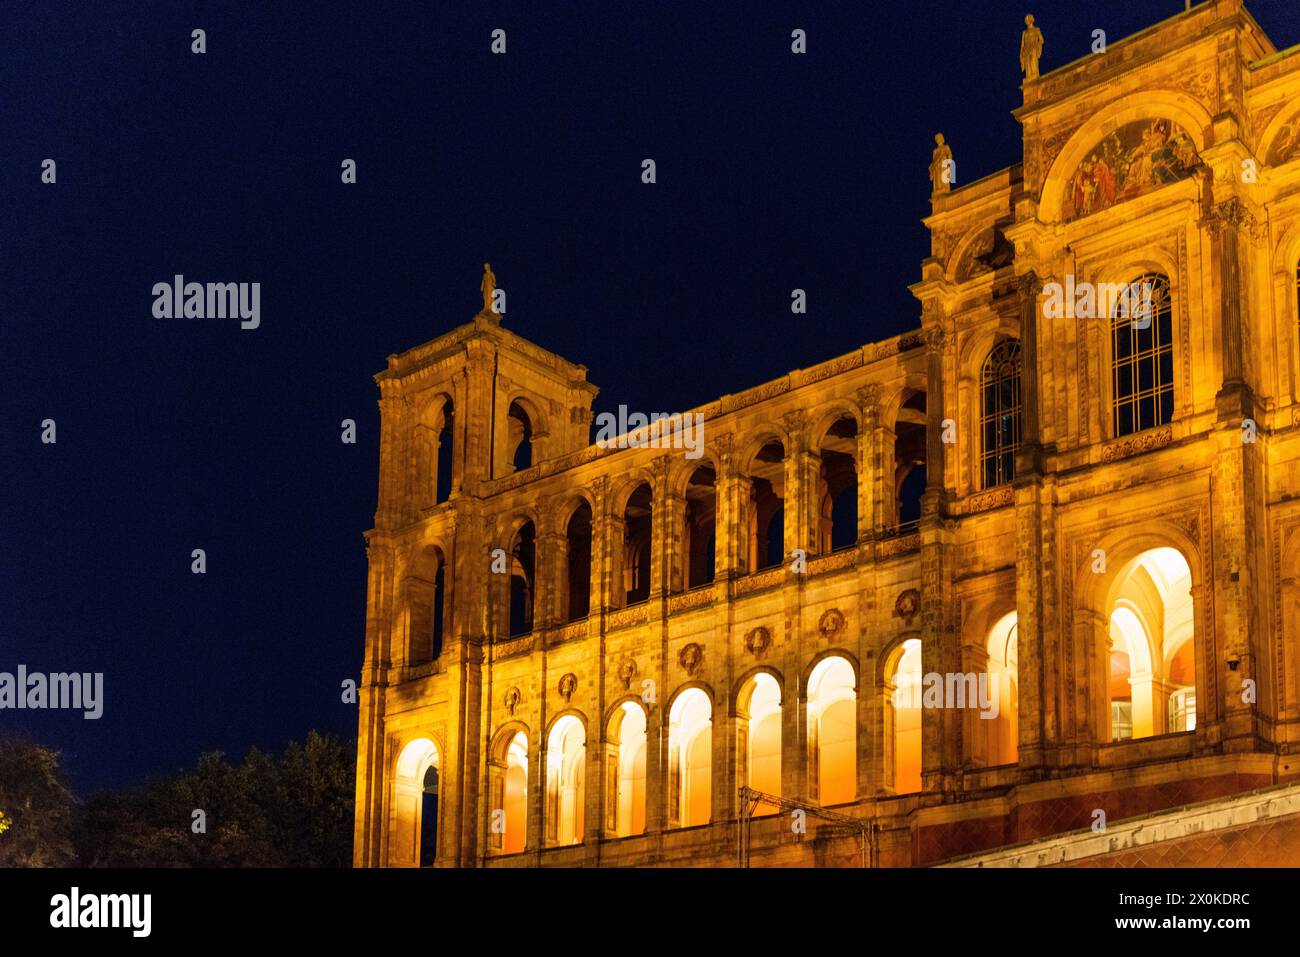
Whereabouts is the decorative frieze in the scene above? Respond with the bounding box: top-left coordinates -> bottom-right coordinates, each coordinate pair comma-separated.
1100,426 -> 1173,463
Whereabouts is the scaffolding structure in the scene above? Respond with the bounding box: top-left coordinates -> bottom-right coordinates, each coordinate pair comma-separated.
737,786 -> 877,868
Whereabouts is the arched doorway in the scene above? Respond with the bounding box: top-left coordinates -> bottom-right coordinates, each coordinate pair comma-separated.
545,715 -> 586,846
668,688 -> 712,827
807,656 -> 856,805
1105,547 -> 1195,740
606,701 -> 647,837
887,639 -> 923,793
391,737 -> 440,867
737,672 -> 781,814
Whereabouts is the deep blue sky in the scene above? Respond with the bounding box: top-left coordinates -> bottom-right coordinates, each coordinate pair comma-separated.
4,1 -> 1298,795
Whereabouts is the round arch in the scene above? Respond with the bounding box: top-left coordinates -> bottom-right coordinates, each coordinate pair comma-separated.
733,665 -> 786,716
879,374 -> 931,432
801,648 -> 860,700
738,430 -> 792,476
390,734 -> 444,868
1257,105 -> 1300,167
1040,91 -> 1213,223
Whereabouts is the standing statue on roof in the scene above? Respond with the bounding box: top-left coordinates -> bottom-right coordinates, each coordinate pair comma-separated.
1020,15 -> 1044,81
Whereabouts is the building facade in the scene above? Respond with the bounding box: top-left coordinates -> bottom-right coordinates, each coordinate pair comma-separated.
354,0 -> 1300,867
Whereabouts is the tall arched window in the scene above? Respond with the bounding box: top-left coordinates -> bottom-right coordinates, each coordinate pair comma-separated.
406,546 -> 448,665
818,417 -> 859,551
1112,273 -> 1173,437
887,639 -> 923,794
564,501 -> 592,621
545,716 -> 586,846
392,737 -> 440,867
668,688 -> 712,827
419,766 -> 439,867
980,340 -> 1021,488
807,657 -> 857,805
1107,547 -> 1195,741
606,702 -> 647,837
508,521 -> 536,637
491,730 -> 528,854
737,672 -> 781,814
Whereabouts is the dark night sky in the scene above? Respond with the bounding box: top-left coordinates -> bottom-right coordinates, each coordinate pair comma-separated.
3,1 -> 1298,795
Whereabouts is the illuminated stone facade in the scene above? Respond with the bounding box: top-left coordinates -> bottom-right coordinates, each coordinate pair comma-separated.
354,1 -> 1300,867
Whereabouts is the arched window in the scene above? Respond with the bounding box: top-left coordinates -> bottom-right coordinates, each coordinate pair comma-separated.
737,673 -> 781,814
1112,273 -> 1173,437
818,417 -> 859,551
668,688 -> 712,827
606,702 -> 647,837
497,731 -> 528,854
415,394 -> 455,507
406,546 -> 448,665
982,611 -> 1018,766
508,522 -> 536,636
684,466 -> 717,588
622,484 -> 653,605
980,341 -> 1021,488
545,716 -> 586,846
893,391 -> 927,528
747,441 -> 786,571
564,501 -> 592,621
1107,547 -> 1195,740
392,738 -> 441,867
435,398 -> 455,504
419,766 -> 439,867
887,639 -> 923,794
507,401 -> 534,472
807,657 -> 856,805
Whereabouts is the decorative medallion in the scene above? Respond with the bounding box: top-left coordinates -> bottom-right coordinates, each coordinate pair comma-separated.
617,658 -> 638,690
817,608 -> 846,640
678,642 -> 703,676
504,687 -> 521,716
558,673 -> 577,703
745,626 -> 772,657
895,589 -> 921,622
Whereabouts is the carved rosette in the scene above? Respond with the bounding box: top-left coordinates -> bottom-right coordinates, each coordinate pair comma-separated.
677,642 -> 703,676
817,608 -> 846,641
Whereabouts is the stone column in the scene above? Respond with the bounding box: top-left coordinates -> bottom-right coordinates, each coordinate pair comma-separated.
1014,272 -> 1047,774
716,437 -> 748,578
918,325 -> 958,795
649,457 -> 671,598
354,536 -> 394,867
1205,198 -> 1267,752
782,410 -> 815,561
855,386 -> 880,540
